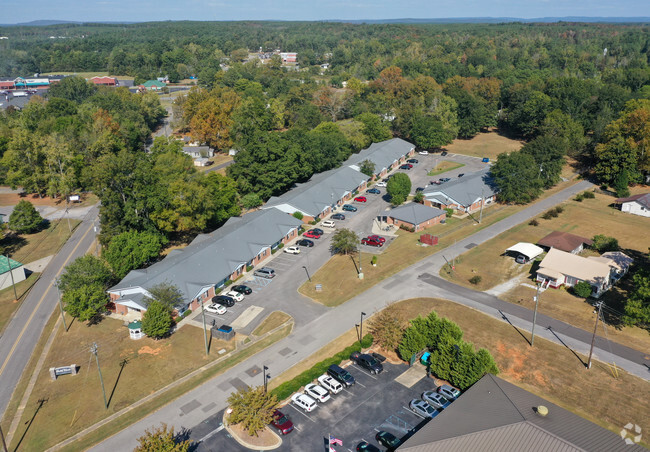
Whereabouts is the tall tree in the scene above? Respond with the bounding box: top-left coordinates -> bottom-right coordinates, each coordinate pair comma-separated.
521,135 -> 565,188
387,173 -> 411,206
62,283 -> 109,323
59,255 -> 114,293
330,228 -> 360,255
103,230 -> 166,279
8,200 -> 43,233
491,151 -> 544,203
141,300 -> 174,339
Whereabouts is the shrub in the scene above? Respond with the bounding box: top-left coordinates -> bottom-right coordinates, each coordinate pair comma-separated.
413,192 -> 424,204
445,208 -> 454,218
574,193 -> 584,202
528,219 -> 539,227
371,255 -> 378,265
246,265 -> 253,272
309,220 -> 317,225
469,275 -> 482,285
399,224 -> 415,232
292,211 -> 304,220
583,191 -> 595,199
224,279 -> 233,287
541,211 -> 553,220
572,281 -> 593,298
554,206 -> 564,214
592,234 -> 619,252
278,243 -> 284,249
271,248 -> 277,255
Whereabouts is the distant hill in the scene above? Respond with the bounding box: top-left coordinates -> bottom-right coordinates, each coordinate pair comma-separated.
0,19 -> 134,27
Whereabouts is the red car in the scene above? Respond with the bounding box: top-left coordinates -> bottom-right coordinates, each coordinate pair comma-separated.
367,235 -> 386,244
399,164 -> 413,170
354,196 -> 367,202
271,409 -> 294,435
361,237 -> 383,247
303,230 -> 322,239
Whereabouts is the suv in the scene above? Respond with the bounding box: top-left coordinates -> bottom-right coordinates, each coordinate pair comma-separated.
331,213 -> 345,220
321,220 -> 336,228
327,364 -> 355,387
254,267 -> 275,279
212,295 -> 235,307
342,204 -> 357,212
350,352 -> 383,374
291,393 -> 317,412
318,374 -> 343,394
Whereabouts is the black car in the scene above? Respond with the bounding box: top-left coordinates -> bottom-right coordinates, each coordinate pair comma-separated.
367,188 -> 381,194
327,364 -> 355,387
311,228 -> 324,235
441,150 -> 448,156
350,352 -> 383,374
331,213 -> 346,220
231,284 -> 252,295
376,431 -> 401,451
406,158 -> 418,164
439,177 -> 450,183
212,295 -> 235,307
297,239 -> 314,247
457,173 -> 465,177
415,187 -> 425,192
357,441 -> 381,452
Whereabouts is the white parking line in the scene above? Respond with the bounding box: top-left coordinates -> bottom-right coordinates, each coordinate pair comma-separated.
287,404 -> 317,422
354,366 -> 378,380
198,424 -> 225,442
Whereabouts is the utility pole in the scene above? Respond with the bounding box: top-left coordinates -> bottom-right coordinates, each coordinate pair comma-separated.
90,343 -> 108,409
530,283 -> 541,347
359,312 -> 366,346
587,302 -> 603,370
5,254 -> 18,302
65,200 -> 71,233
54,279 -> 68,332
478,189 -> 485,224
201,300 -> 209,356
358,244 -> 363,279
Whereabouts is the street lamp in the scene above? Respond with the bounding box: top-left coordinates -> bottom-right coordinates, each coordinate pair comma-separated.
263,366 -> 270,393
54,279 -> 68,332
358,244 -> 364,280
302,265 -> 311,282
359,312 -> 366,346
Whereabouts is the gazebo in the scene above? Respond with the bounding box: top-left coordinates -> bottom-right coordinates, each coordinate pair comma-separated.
128,321 -> 144,340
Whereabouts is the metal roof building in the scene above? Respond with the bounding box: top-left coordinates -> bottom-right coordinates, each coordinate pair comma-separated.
423,169 -> 498,212
346,138 -> 415,176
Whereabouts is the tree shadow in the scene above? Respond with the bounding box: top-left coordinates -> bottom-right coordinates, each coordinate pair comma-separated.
174,426 -> 198,451
498,310 -> 531,346
0,234 -> 27,257
107,358 -> 129,408
13,398 -> 47,452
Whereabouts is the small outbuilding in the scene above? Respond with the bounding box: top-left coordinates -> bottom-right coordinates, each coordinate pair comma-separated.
386,203 -> 446,232
128,321 -> 145,340
0,256 -> 26,290
615,193 -> 650,218
537,231 -> 593,254
505,242 -> 544,264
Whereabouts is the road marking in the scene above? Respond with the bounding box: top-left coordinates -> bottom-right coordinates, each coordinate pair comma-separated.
355,381 -> 366,388
287,404 -> 317,422
354,366 -> 378,380
198,424 -> 225,442
0,217 -> 96,378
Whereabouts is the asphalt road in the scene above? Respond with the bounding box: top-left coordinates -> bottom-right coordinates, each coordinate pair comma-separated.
0,205 -> 100,416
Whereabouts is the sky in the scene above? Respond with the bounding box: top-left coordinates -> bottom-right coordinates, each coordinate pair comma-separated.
3,0 -> 650,24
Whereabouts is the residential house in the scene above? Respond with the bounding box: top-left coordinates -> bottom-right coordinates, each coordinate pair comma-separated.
615,193 -> 650,218
537,231 -> 593,254
422,169 -> 498,214
182,146 -> 214,159
346,138 -> 416,179
588,251 -> 633,283
397,373 -> 644,452
89,76 -> 118,86
536,248 -> 612,297
193,157 -> 213,167
385,203 -> 446,232
108,209 -> 302,318
0,256 -> 26,291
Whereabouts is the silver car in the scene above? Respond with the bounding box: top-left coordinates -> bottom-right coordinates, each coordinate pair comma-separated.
438,384 -> 461,400
409,399 -> 439,419
422,390 -> 450,409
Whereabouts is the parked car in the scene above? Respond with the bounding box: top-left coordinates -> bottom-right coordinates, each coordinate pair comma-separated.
441,150 -> 448,156
342,204 -> 357,212
375,431 -> 401,451
331,213 -> 346,220
375,181 -> 387,187
357,441 -> 381,452
205,303 -> 227,314
457,173 -> 465,178
224,290 -> 244,302
304,383 -> 331,403
418,150 -> 429,155
361,237 -> 383,247
297,239 -> 314,247
231,284 -> 252,295
515,254 -> 529,264
291,393 -> 318,412
270,409 -> 294,435
284,246 -> 301,254
350,352 -> 383,374
303,230 -> 321,239
354,196 -> 367,202
399,164 -> 413,170
317,374 -> 343,394
431,179 -> 441,185
439,177 -> 450,183
367,188 -> 381,194
253,267 -> 276,279
482,157 -> 490,163
327,364 -> 355,387
367,235 -> 386,244
410,399 -> 439,419
407,158 -> 419,164
311,228 -> 324,235
321,220 -> 336,228
212,295 -> 235,307
438,384 -> 461,400
422,390 -> 451,409
415,187 -> 425,192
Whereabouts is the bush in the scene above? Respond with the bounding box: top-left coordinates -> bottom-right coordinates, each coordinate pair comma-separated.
445,208 -> 454,218
278,243 -> 284,249
554,206 -> 564,214
592,234 -> 619,252
241,193 -> 263,209
541,211 -> 553,220
469,275 -> 482,285
309,220 -> 317,225
371,255 -> 378,265
224,279 -> 233,287
413,192 -> 424,204
271,248 -> 277,255
292,211 -> 304,220
572,281 -> 593,298
399,224 -> 415,232
246,265 -> 253,272
583,191 -> 595,199
574,193 -> 584,202
528,219 -> 539,227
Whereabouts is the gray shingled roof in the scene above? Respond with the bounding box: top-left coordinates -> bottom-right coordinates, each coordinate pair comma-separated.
388,203 -> 445,225
347,138 -> 415,175
423,169 -> 497,208
109,209 -> 302,303
616,192 -> 650,209
398,374 -> 644,452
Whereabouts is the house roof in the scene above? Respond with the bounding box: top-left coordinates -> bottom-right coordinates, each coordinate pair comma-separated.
505,242 -> 544,260
0,256 -> 23,274
537,248 -> 610,285
615,192 -> 650,209
182,146 -> 211,153
388,203 -> 445,225
398,374 -> 644,452
346,138 -> 415,174
423,169 -> 498,208
143,80 -> 166,88
537,231 -> 593,253
109,209 -> 302,302
589,251 -> 633,273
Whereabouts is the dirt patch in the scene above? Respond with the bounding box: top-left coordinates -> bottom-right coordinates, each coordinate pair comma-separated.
0,193 -> 65,207
227,417 -> 278,448
137,346 -> 162,356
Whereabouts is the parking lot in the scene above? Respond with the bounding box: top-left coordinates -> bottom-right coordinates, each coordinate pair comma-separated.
194,360 -> 443,451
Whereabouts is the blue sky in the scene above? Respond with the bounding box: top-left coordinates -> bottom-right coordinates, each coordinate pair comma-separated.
4,0 -> 650,23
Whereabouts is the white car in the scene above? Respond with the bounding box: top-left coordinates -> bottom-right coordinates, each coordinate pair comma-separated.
321,220 -> 335,228
204,303 -> 227,315
284,246 -> 301,254
225,290 -> 244,302
291,393 -> 318,412
375,181 -> 387,187
304,383 -> 331,403
418,150 -> 429,155
317,374 -> 343,394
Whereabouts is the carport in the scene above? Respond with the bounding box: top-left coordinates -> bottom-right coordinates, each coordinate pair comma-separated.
505,242 -> 544,263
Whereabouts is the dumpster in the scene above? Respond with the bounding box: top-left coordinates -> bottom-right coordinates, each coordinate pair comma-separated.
420,351 -> 431,365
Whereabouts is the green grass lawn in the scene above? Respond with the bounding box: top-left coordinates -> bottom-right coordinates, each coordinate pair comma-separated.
6,219 -> 81,265
427,161 -> 465,176
0,273 -> 40,333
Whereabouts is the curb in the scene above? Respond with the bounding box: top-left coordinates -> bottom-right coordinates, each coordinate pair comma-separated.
222,410 -> 282,450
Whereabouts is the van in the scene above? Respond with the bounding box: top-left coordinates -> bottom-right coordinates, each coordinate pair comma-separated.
327,364 -> 355,387
254,267 -> 275,278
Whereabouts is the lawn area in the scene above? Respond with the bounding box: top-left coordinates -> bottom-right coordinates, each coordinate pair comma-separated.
5,219 -> 81,265
440,188 -> 650,353
0,273 -> 40,333
427,161 -> 465,176
252,311 -> 291,336
442,127 -> 524,160
196,153 -> 233,173
378,298 -> 649,448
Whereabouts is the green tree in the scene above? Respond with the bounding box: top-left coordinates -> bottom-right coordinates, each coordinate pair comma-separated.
104,230 -> 166,279
227,386 -> 278,437
62,283 -> 108,323
356,112 -> 392,143
614,170 -> 631,198
409,115 -> 453,150
572,281 -> 593,298
47,76 -> 97,104
520,135 -> 565,189
241,193 -> 263,209
135,423 -> 190,452
8,200 -> 43,233
59,255 -> 114,293
491,152 -> 543,203
506,90 -> 552,138
369,305 -> 405,351
623,267 -> 650,327
330,228 -> 359,255
145,282 -> 185,310
359,159 -> 376,177
539,110 -> 587,157
387,173 -> 411,206
141,300 -> 174,339
592,234 -> 619,253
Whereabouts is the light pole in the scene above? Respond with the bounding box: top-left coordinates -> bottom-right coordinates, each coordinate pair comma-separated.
302,265 -> 311,282
358,244 -> 364,279
263,366 -> 270,393
201,299 -> 209,356
54,279 -> 68,332
359,312 -> 366,346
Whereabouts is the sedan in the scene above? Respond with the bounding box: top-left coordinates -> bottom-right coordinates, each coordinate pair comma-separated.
399,164 -> 413,170
284,246 -> 301,254
303,230 -> 322,239
357,442 -> 381,452
354,196 -> 367,202
457,173 -> 465,178
361,237 -> 383,247
376,431 -> 401,451
231,284 -> 252,295
418,150 -> 429,155
297,239 -> 314,247
438,384 -> 461,400
270,409 -> 294,435
439,177 -> 451,183
212,295 -> 235,307
375,181 -> 387,187
312,228 -> 324,235
331,213 -> 345,220
366,188 -> 381,194
441,150 -> 448,156
410,399 -> 439,419
224,290 -> 244,302
342,204 -> 357,212
406,158 -> 419,164
422,390 -> 451,409
304,383 -> 331,403
367,235 -> 386,244
204,303 -> 226,315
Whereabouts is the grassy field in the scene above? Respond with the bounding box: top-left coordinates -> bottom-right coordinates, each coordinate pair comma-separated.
427,161 -> 465,176
443,128 -> 524,159
440,187 -> 650,353
7,219 -> 81,265
252,311 -> 291,336
0,273 -> 40,333
373,298 -> 649,447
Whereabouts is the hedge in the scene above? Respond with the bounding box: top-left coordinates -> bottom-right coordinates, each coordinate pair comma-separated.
271,334 -> 373,401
